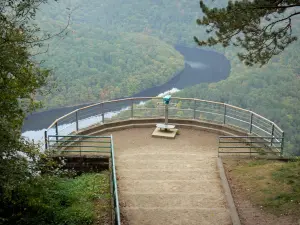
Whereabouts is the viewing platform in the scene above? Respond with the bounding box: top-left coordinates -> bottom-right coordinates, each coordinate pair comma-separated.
44,97 -> 284,225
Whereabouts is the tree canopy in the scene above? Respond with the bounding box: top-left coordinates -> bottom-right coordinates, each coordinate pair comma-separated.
0,0 -> 56,221
38,29 -> 184,108
194,0 -> 300,66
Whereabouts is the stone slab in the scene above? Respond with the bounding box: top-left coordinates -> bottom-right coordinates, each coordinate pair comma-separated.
152,127 -> 178,139
156,123 -> 175,129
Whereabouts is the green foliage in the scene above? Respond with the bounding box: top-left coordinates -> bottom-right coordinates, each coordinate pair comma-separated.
195,0 -> 300,66
37,29 -> 184,108
3,173 -> 110,225
272,160 -> 300,188
269,161 -> 300,208
36,0 -> 209,45
247,159 -> 269,167
30,0 -> 225,109
0,1 -> 84,224
227,158 -> 300,216
0,0 -> 53,213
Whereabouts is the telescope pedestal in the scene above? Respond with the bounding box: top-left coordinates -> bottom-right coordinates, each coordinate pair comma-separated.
152,95 -> 178,139
152,127 -> 178,139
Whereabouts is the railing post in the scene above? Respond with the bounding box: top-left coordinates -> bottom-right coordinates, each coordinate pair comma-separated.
55,122 -> 58,143
270,123 -> 275,146
101,103 -> 105,124
76,110 -> 79,131
280,131 -> 284,157
193,99 -> 196,119
44,130 -> 48,150
79,139 -> 82,157
223,104 -> 227,124
131,99 -> 134,119
249,112 -> 253,133
218,137 -> 220,157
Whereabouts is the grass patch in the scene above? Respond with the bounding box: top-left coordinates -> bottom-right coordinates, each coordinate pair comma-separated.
53,172 -> 111,225
255,148 -> 267,156
12,172 -> 111,225
224,158 -> 300,217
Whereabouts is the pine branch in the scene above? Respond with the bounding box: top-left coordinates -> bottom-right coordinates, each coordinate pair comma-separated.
195,0 -> 300,66
263,12 -> 300,32
252,4 -> 300,10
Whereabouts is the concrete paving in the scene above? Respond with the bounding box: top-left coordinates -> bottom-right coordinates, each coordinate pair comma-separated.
109,128 -> 232,225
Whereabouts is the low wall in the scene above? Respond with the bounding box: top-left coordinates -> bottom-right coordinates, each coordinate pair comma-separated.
52,155 -> 109,173
76,118 -> 249,137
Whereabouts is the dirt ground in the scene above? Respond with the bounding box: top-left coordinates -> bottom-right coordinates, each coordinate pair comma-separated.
223,158 -> 300,225
106,128 -> 231,225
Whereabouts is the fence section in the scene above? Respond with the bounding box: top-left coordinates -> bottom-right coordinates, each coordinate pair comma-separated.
218,136 -> 284,157
45,97 -> 284,154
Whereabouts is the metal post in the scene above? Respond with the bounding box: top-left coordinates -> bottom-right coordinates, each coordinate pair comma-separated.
76,110 -> 79,131
223,104 -> 227,124
44,130 -> 48,150
80,140 -> 81,157
280,132 -> 284,157
101,103 -> 105,123
270,123 -> 275,146
218,137 -> 220,157
249,113 -> 253,133
55,122 -> 58,143
165,104 -> 168,125
193,99 -> 196,119
131,99 -> 134,119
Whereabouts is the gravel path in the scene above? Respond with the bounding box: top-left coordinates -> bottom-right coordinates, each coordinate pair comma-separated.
109,128 -> 231,225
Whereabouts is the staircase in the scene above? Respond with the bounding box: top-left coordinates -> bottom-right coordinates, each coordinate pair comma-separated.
114,128 -> 232,225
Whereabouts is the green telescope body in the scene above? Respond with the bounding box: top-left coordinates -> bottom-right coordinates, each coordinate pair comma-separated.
163,95 -> 171,104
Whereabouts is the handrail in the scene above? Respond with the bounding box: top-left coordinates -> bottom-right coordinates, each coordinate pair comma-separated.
218,135 -> 284,156
45,97 -> 284,154
111,135 -> 121,225
46,97 -> 282,131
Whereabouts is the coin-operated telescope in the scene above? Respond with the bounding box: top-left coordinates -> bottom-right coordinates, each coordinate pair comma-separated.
163,95 -> 171,105
152,95 -> 178,139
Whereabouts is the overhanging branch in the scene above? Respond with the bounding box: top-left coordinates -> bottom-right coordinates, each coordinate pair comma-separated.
263,11 -> 300,32
252,4 -> 300,10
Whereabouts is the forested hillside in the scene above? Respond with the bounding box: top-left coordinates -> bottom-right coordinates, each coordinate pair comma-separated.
35,0 -> 229,109
38,0 -> 226,45
38,28 -> 184,108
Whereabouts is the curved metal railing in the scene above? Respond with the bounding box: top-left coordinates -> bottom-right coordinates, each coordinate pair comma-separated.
45,97 -> 284,153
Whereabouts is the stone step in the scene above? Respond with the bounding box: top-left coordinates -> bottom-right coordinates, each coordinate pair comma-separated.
117,153 -> 210,160
116,159 -> 216,170
117,170 -> 219,181
121,208 -> 231,225
117,148 -> 218,155
118,180 -> 222,193
119,193 -> 227,208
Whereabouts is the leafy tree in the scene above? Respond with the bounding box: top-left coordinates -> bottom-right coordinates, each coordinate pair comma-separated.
0,0 -> 69,222
194,0 -> 300,66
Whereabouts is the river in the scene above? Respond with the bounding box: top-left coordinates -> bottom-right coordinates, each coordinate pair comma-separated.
22,45 -> 230,140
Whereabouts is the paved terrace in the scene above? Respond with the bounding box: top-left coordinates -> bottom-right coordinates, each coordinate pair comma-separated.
103,128 -> 231,225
